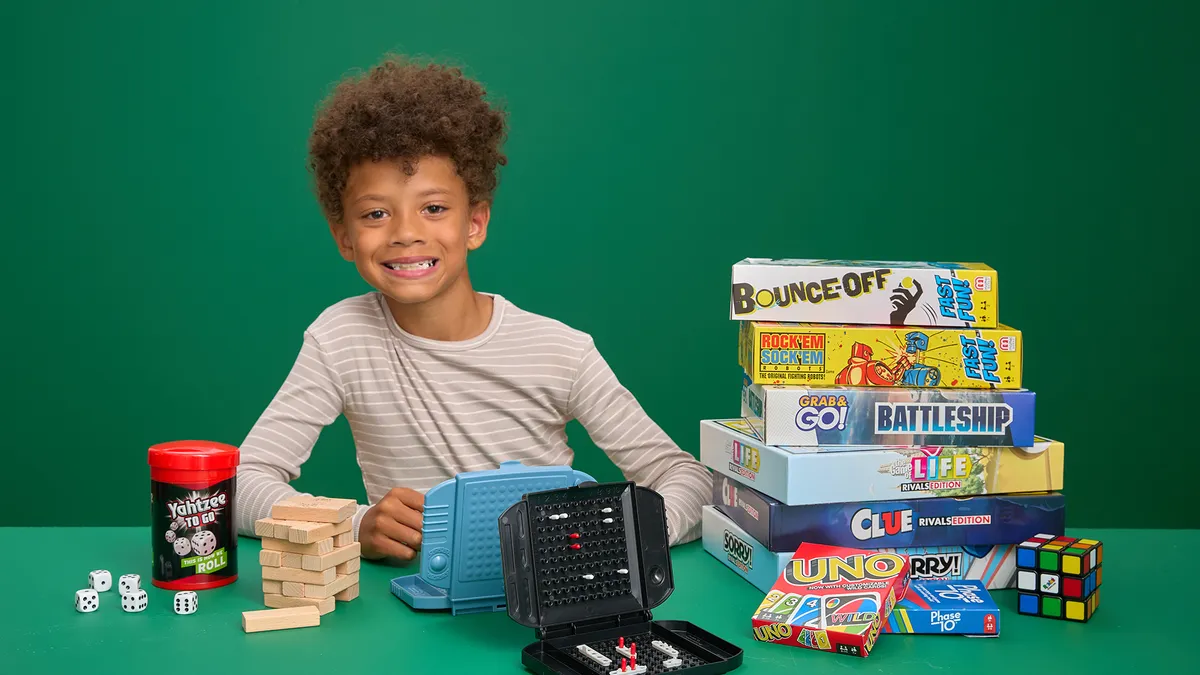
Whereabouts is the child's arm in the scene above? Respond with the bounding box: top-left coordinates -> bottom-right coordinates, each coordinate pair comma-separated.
567,340 -> 713,546
235,331 -> 370,538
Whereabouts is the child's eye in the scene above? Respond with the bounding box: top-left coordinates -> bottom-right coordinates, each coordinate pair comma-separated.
424,205 -> 448,215
364,209 -> 388,220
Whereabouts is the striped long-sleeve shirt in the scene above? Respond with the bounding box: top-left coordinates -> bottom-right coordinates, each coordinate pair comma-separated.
235,291 -> 713,546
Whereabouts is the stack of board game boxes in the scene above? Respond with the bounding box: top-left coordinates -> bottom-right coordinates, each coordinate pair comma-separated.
699,259 -> 1078,655
252,495 -> 362,616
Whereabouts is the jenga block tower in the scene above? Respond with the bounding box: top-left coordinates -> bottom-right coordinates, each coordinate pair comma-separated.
252,495 -> 363,618
1015,533 -> 1103,622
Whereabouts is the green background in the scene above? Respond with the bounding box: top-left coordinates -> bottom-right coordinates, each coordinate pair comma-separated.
2,2 -> 1196,527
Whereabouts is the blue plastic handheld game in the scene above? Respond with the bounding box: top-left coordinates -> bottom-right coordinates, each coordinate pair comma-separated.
391,460 -> 594,615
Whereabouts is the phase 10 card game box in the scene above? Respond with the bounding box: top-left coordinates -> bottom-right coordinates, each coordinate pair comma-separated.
883,580 -> 999,635
750,542 -> 911,658
730,259 -> 998,328
738,321 -> 1021,389
741,378 -> 1036,447
714,473 -> 1065,551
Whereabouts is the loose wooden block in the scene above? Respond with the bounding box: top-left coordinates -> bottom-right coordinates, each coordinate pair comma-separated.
303,572 -> 360,600
334,583 -> 360,602
254,518 -> 289,538
286,518 -> 352,544
241,606 -> 320,633
280,552 -> 303,569
259,550 -> 282,567
336,557 -> 361,575
261,565 -> 337,585
281,581 -> 306,598
262,580 -> 283,594
333,531 -> 354,547
262,537 -> 334,556
302,543 -> 361,572
264,593 -> 336,616
271,496 -> 357,524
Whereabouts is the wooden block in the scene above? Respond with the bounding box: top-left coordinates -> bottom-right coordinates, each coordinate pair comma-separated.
333,531 -> 354,547
281,581 -> 306,598
336,557 -> 360,575
261,565 -> 336,585
302,542 -> 361,572
334,583 -> 359,602
264,593 -> 336,616
303,571 -> 360,599
254,518 -> 288,538
262,580 -> 283,594
259,549 -> 282,567
271,496 -> 357,524
241,606 -> 320,633
280,552 -> 303,569
287,518 -> 352,544
262,537 -> 334,556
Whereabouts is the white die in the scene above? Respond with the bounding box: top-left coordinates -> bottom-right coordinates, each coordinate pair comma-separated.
171,517 -> 186,531
118,574 -> 140,595
173,537 -> 192,556
191,531 -> 217,557
121,589 -> 148,613
165,530 -> 177,543
75,589 -> 99,613
173,591 -> 198,615
88,570 -> 112,592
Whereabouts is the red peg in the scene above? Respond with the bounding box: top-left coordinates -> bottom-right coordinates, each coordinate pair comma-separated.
618,637 -> 624,648
632,643 -> 637,657
622,658 -> 628,672
570,543 -> 581,550
569,533 -> 580,539
632,654 -> 637,669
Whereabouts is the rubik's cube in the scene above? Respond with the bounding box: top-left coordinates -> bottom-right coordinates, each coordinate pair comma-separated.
1015,533 -> 1103,622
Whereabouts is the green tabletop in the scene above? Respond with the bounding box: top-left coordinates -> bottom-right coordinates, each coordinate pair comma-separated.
3,528 -> 1191,673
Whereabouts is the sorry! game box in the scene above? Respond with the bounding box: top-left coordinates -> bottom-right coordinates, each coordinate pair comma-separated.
751,542 -> 911,658
738,321 -> 1021,389
730,259 -> 998,328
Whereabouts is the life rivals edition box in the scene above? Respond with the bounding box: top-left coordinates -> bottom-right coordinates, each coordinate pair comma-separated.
715,472 -> 1065,551
738,321 -> 1022,389
700,419 -> 1064,506
741,379 -> 1036,447
750,541 -> 910,658
730,258 -> 998,328
704,504 -> 1022,594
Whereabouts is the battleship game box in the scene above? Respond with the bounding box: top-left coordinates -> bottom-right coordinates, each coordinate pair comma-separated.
715,473 -> 1065,551
883,580 -> 1000,635
700,418 -> 1065,506
704,505 -> 1023,594
730,259 -> 998,328
741,378 -> 1036,447
738,321 -> 1022,389
750,541 -> 910,658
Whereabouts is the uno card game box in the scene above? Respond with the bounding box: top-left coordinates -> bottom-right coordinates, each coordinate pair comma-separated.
715,472 -> 1065,551
738,321 -> 1022,389
730,259 -> 998,328
884,580 -> 1000,635
741,379 -> 1036,447
498,481 -> 743,675
703,504 -> 1023,594
700,418 -> 1064,506
750,541 -> 911,658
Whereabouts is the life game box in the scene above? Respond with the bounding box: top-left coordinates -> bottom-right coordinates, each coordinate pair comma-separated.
740,379 -> 1036,447
704,505 -> 1022,594
715,472 -> 1065,551
738,321 -> 1022,389
699,419 -> 1064,506
883,580 -> 1000,636
750,541 -> 910,658
730,259 -> 999,328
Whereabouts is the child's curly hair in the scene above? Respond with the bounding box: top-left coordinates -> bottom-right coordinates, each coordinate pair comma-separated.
307,54 -> 508,223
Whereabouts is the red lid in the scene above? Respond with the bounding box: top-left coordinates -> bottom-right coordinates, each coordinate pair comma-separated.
148,440 -> 240,470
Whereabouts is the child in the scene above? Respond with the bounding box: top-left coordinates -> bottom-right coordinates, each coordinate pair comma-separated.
235,55 -> 713,560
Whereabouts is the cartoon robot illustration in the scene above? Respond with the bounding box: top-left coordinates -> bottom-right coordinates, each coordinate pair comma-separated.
834,331 -> 943,387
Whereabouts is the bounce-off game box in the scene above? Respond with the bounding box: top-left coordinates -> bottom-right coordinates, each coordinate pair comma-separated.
699,419 -> 1064,506
750,542 -> 911,658
740,380 -> 1036,447
730,259 -> 998,328
738,321 -> 1022,389
715,473 -> 1066,551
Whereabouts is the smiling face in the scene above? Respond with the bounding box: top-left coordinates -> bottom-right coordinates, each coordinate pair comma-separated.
330,155 -> 490,310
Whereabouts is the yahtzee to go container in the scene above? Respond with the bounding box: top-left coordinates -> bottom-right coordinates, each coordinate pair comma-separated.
148,440 -> 240,590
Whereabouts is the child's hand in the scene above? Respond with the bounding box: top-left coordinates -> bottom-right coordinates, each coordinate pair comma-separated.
360,487 -> 425,561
